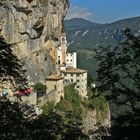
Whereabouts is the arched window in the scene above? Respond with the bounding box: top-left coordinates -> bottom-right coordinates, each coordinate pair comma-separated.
58,59 -> 60,65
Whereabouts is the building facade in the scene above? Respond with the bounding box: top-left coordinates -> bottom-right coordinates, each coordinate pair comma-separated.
66,52 -> 77,68
46,75 -> 64,104
43,39 -> 58,64
61,68 -> 87,97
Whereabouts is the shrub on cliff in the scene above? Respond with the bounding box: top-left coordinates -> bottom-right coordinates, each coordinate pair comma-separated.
33,82 -> 46,96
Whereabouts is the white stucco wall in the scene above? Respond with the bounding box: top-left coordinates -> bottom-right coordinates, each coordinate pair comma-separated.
66,52 -> 77,68
61,72 -> 87,97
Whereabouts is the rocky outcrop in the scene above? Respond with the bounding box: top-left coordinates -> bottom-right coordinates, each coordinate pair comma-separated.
83,105 -> 111,139
0,0 -> 68,83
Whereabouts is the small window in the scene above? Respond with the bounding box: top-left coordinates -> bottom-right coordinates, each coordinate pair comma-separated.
77,86 -> 79,88
71,79 -> 73,82
77,80 -> 79,82
62,37 -> 65,42
71,74 -> 73,76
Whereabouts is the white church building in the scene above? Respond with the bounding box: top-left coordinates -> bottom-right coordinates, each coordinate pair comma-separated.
56,33 -> 87,97
44,33 -> 87,100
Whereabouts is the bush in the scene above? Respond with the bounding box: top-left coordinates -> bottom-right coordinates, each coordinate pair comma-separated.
64,84 -> 83,115
65,84 -> 81,104
42,101 -> 55,115
55,84 -> 83,115
56,100 -> 73,112
33,83 -> 46,96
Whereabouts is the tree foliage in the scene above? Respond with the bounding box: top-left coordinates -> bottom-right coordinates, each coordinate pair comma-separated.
33,82 -> 46,96
56,99 -> 73,112
0,97 -> 88,140
42,101 -> 55,115
95,28 -> 140,139
0,37 -> 27,89
64,84 -> 83,115
87,73 -> 94,88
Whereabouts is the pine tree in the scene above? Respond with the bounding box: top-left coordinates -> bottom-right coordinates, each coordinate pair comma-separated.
0,37 -> 27,90
95,28 -> 140,140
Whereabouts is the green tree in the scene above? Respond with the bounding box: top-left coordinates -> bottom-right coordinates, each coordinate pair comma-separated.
56,99 -> 73,112
0,37 -> 27,90
33,82 -> 46,96
63,111 -> 88,140
87,73 -> 94,88
95,28 -> 140,139
42,101 -> 55,115
64,84 -> 82,115
0,97 -> 88,140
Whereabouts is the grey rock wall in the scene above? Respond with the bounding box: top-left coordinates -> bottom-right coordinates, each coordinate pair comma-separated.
0,0 -> 68,83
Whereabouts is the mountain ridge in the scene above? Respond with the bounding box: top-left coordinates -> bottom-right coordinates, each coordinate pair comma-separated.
64,16 -> 140,76
65,16 -> 140,26
65,18 -> 101,29
65,16 -> 140,51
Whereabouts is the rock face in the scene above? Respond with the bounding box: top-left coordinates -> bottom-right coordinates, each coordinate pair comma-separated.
83,106 -> 111,139
0,0 -> 68,83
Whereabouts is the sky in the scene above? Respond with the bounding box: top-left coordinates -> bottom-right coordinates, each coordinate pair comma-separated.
65,0 -> 140,23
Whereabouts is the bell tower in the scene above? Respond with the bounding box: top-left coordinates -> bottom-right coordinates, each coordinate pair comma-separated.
60,33 -> 67,65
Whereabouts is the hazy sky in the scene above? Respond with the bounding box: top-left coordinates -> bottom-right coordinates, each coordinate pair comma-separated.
66,0 -> 140,23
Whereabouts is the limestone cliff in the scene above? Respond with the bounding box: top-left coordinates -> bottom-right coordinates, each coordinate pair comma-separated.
83,105 -> 111,139
0,0 -> 68,83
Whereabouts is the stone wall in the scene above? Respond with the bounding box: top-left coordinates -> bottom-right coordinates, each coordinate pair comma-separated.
9,92 -> 37,105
